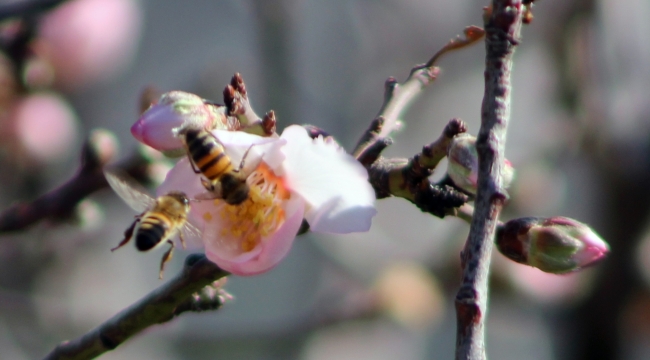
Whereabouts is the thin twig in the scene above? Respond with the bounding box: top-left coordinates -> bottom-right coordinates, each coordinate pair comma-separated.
42,254 -> 229,360
454,2 -> 523,359
364,26 -> 484,143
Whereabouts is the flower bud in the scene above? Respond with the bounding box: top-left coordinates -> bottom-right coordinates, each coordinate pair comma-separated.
131,91 -> 228,153
496,216 -> 610,274
446,134 -> 514,194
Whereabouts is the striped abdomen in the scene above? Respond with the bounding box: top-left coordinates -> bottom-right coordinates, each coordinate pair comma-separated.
185,129 -> 234,182
135,213 -> 172,251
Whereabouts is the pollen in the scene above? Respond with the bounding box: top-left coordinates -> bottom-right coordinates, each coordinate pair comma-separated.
218,163 -> 288,252
203,212 -> 213,222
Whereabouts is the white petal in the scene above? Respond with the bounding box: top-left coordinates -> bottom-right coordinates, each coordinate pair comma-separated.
280,125 -> 376,233
212,130 -> 285,174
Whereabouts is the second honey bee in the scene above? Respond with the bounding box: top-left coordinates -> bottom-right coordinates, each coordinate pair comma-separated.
105,169 -> 201,279
176,126 -> 258,205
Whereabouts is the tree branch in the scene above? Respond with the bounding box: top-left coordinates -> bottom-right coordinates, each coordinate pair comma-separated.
454,2 -> 523,359
0,0 -> 68,21
42,254 -> 230,360
365,119 -> 470,217
0,130 -> 155,233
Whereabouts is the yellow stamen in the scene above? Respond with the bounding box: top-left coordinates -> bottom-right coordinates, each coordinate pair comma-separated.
218,163 -> 288,252
203,212 -> 213,222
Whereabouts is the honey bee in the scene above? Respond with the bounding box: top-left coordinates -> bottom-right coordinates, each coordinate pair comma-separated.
104,169 -> 201,279
175,127 -> 259,205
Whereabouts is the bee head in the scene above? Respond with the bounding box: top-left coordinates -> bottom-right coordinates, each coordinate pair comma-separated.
166,191 -> 190,206
221,173 -> 249,205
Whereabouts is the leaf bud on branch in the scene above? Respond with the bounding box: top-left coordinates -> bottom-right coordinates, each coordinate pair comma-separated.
496,216 -> 610,273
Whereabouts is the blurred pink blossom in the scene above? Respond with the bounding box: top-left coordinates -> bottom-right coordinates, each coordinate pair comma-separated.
505,261 -> 589,304
13,92 -> 79,162
157,126 -> 377,275
37,0 -> 142,88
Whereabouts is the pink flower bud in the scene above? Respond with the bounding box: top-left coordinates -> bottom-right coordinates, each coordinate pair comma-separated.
446,134 -> 514,194
496,216 -> 610,274
131,91 -> 228,153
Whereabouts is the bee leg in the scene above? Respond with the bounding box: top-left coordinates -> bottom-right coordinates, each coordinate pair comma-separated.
111,219 -> 138,252
179,231 -> 187,250
235,144 -> 255,173
201,177 -> 216,192
158,240 -> 174,279
187,152 -> 202,174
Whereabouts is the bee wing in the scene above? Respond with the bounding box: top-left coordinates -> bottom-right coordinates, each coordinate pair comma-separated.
104,169 -> 156,213
179,221 -> 204,250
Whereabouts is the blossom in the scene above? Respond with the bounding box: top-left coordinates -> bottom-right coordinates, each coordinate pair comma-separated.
495,216 -> 610,273
131,91 -> 229,154
156,125 -> 377,275
37,0 -> 142,88
446,133 -> 514,194
13,92 -> 79,162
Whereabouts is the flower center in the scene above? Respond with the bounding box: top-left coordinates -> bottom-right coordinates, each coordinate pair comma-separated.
214,163 -> 289,252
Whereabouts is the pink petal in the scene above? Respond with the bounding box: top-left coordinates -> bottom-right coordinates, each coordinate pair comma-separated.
572,230 -> 610,268
131,91 -> 226,152
204,196 -> 305,275
131,103 -> 186,151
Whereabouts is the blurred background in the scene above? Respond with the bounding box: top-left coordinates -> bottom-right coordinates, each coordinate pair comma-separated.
0,0 -> 648,359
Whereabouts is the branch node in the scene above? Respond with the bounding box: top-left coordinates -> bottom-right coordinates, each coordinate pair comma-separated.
384,77 -> 398,100
444,118 -> 468,138
262,110 -> 277,135
357,137 -> 393,167
354,116 -> 389,161
455,286 -> 481,332
231,72 -> 247,97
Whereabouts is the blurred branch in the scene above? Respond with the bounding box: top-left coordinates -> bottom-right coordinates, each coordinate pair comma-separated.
0,0 -> 67,21
42,254 -> 230,360
0,130 -> 153,233
454,1 -> 523,359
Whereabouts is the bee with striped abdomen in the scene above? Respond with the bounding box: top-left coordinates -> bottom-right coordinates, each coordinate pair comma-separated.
104,169 -> 201,279
175,126 -> 258,205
